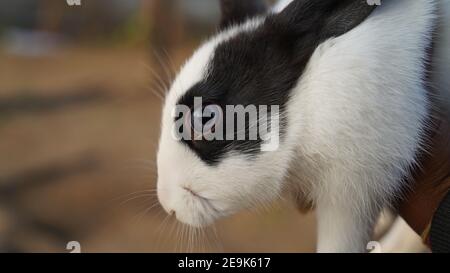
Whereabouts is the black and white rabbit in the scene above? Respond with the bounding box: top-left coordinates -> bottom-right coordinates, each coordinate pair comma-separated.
156,0 -> 450,252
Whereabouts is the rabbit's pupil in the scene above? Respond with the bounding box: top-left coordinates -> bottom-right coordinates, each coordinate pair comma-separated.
191,105 -> 220,134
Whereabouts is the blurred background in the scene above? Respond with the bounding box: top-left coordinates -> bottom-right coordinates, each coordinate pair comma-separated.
0,0 -> 317,252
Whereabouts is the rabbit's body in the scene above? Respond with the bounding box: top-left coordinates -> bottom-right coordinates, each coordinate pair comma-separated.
283,0 -> 439,252
157,0 -> 449,252
433,0 -> 450,120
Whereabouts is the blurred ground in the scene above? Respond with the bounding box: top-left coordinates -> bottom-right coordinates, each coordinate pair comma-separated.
0,44 -> 316,252
0,0 -> 432,254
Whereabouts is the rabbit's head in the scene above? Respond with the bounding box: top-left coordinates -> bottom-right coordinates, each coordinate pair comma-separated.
156,0 -> 377,227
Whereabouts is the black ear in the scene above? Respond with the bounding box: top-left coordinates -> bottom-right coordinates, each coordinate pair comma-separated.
269,0 -> 378,42
219,0 -> 268,29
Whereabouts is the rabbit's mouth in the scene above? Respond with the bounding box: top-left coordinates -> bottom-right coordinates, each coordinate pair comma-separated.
179,186 -> 224,227
157,183 -> 227,228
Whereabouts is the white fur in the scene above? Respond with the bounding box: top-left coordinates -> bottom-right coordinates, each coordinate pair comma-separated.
271,0 -> 292,13
157,18 -> 281,227
157,0 -> 446,252
286,0 -> 438,252
432,0 -> 450,120
377,217 -> 427,253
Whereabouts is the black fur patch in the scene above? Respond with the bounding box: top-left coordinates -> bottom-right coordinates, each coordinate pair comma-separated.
219,0 -> 268,29
176,0 -> 378,165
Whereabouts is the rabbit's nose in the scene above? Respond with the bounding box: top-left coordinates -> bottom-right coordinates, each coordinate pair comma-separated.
157,186 -> 174,215
169,210 -> 176,218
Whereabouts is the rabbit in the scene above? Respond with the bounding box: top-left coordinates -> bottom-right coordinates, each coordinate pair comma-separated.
156,0 -> 450,252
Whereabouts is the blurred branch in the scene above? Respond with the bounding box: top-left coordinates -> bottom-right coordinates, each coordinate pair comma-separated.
37,0 -> 64,33
0,154 -> 99,198
0,87 -> 108,118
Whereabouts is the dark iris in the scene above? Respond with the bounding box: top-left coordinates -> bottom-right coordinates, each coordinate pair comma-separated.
189,104 -> 222,137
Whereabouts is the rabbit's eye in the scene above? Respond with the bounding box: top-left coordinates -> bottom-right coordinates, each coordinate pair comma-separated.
185,104 -> 222,139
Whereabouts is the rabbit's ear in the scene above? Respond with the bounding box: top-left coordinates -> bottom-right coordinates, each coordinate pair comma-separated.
219,0 -> 268,29
268,0 -> 377,42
